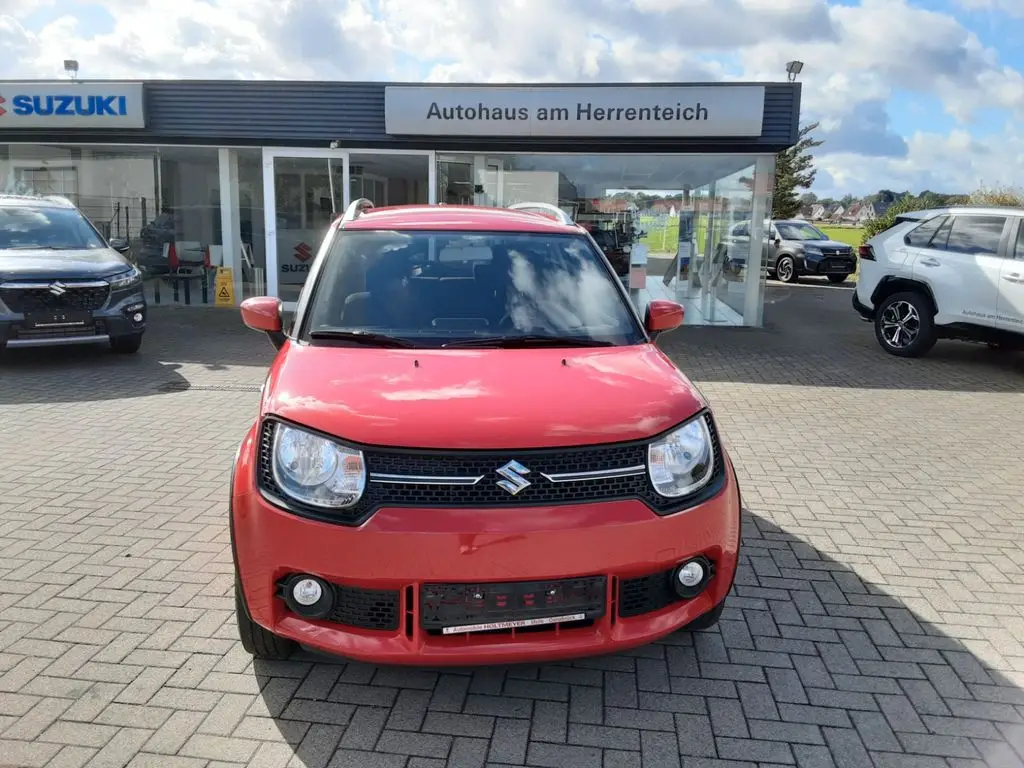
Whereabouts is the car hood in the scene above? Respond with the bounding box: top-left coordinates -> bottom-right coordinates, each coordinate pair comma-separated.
0,248 -> 129,281
792,239 -> 852,251
260,342 -> 707,450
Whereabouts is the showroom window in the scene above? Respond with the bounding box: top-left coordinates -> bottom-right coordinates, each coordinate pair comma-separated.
434,152 -> 775,327
0,143 -> 266,307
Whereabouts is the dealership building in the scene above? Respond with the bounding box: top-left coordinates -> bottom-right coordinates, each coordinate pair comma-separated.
0,79 -> 801,327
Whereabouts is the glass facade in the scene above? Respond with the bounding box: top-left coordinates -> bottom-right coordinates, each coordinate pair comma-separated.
0,143 -> 268,307
0,144 -> 774,327
434,153 -> 774,326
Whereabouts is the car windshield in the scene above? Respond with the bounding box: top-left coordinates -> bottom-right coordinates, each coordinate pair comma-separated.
0,205 -> 107,250
301,229 -> 645,347
776,222 -> 828,241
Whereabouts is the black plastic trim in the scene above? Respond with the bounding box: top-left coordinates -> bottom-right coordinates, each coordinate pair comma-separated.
869,277 -> 938,316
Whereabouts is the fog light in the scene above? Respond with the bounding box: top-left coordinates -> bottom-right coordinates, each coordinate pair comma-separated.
672,556 -> 713,599
292,578 -> 323,606
281,573 -> 334,619
677,561 -> 705,589
133,312 -> 144,323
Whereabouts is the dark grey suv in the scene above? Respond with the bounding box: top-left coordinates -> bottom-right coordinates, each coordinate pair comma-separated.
0,195 -> 147,354
717,219 -> 857,284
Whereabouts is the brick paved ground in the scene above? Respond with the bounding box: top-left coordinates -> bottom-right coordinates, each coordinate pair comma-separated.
1,281 -> 1023,768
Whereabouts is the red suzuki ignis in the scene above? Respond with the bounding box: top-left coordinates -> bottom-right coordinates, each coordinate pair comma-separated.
231,199 -> 742,666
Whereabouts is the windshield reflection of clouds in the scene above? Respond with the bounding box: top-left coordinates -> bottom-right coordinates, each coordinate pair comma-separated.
505,245 -> 621,334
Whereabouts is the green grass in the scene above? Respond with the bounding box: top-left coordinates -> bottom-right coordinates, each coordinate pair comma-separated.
818,226 -> 865,247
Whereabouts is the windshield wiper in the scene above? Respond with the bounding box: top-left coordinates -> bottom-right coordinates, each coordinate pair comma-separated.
443,334 -> 615,349
308,329 -> 417,348
3,245 -> 81,250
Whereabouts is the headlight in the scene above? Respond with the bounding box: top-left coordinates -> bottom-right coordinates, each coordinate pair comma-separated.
108,266 -> 142,290
648,415 -> 714,498
271,423 -> 366,509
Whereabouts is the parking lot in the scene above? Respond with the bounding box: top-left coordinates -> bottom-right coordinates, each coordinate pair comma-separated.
1,280 -> 1023,768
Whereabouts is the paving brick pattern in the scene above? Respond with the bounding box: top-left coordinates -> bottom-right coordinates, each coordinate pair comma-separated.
1,283 -> 1023,768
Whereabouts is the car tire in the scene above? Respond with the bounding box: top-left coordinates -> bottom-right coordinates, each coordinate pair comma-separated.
235,579 -> 296,660
685,599 -> 726,632
110,334 -> 143,354
826,273 -> 849,284
874,291 -> 937,358
775,255 -> 797,283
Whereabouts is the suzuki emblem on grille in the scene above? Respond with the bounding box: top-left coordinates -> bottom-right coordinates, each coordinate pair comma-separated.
48,282 -> 67,297
496,460 -> 532,495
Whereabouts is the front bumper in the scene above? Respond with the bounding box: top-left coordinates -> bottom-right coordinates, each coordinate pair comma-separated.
231,427 -> 742,666
0,291 -> 147,349
802,254 -> 856,276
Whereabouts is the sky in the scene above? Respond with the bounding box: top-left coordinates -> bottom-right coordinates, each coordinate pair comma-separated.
0,0 -> 1022,200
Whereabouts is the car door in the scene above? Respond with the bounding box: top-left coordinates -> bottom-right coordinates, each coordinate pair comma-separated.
911,213 -> 1009,327
995,217 -> 1024,333
764,222 -> 779,270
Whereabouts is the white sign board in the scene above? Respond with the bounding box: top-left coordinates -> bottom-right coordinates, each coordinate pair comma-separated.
385,85 -> 764,137
0,81 -> 145,129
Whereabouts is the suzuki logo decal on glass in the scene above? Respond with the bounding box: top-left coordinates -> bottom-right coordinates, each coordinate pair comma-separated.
496,460 -> 532,496
48,282 -> 68,297
294,243 -> 314,262
0,95 -> 6,118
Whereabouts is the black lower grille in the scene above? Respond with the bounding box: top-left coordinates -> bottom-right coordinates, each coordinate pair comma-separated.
256,412 -> 726,526
325,583 -> 400,631
0,283 -> 110,313
618,568 -> 684,619
11,320 -> 105,340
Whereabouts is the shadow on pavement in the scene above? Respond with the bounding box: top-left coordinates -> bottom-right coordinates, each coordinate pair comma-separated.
659,284 -> 1024,393
0,306 -> 274,404
251,511 -> 1024,767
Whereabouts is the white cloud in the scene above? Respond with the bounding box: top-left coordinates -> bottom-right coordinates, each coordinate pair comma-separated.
0,0 -> 1022,197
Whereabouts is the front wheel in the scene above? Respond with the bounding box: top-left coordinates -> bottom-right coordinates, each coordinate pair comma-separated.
874,291 -> 937,358
110,333 -> 143,354
235,580 -> 296,660
775,255 -> 797,283
826,273 -> 850,284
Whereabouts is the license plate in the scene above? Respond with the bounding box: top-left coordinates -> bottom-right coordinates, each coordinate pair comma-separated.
24,309 -> 92,328
442,612 -> 587,635
421,576 -> 606,634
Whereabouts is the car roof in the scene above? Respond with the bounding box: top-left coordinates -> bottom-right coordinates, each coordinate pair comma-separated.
0,194 -> 77,209
893,205 -> 1024,221
339,204 -> 583,234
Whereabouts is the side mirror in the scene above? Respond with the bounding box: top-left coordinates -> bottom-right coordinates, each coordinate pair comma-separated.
240,296 -> 287,350
109,237 -> 130,254
645,299 -> 684,337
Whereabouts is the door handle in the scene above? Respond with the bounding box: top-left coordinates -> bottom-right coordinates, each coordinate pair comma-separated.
919,258 -> 940,267
1003,273 -> 1022,283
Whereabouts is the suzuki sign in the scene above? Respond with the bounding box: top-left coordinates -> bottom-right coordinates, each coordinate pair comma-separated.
0,82 -> 145,129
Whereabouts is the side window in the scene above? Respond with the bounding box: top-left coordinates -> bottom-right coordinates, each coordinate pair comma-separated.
1015,219 -> 1024,259
937,215 -> 1008,257
904,216 -> 947,247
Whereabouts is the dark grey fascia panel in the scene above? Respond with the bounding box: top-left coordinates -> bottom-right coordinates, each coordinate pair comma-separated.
0,80 -> 801,152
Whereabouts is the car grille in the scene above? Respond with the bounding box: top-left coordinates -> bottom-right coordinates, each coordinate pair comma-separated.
618,568 -> 685,619
326,583 -> 400,631
0,282 -> 110,313
9,319 -> 106,341
820,247 -> 852,257
256,413 -> 725,525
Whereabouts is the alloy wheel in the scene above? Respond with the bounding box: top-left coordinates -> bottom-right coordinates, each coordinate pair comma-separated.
777,258 -> 794,282
880,300 -> 920,349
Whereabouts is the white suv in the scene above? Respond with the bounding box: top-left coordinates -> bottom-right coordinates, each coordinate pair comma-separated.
853,206 -> 1024,357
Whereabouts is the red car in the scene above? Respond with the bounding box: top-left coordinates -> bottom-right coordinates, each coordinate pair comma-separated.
231,199 -> 742,666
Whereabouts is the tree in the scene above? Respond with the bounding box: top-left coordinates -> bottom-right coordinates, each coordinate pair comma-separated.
772,122 -> 824,219
800,191 -> 818,206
